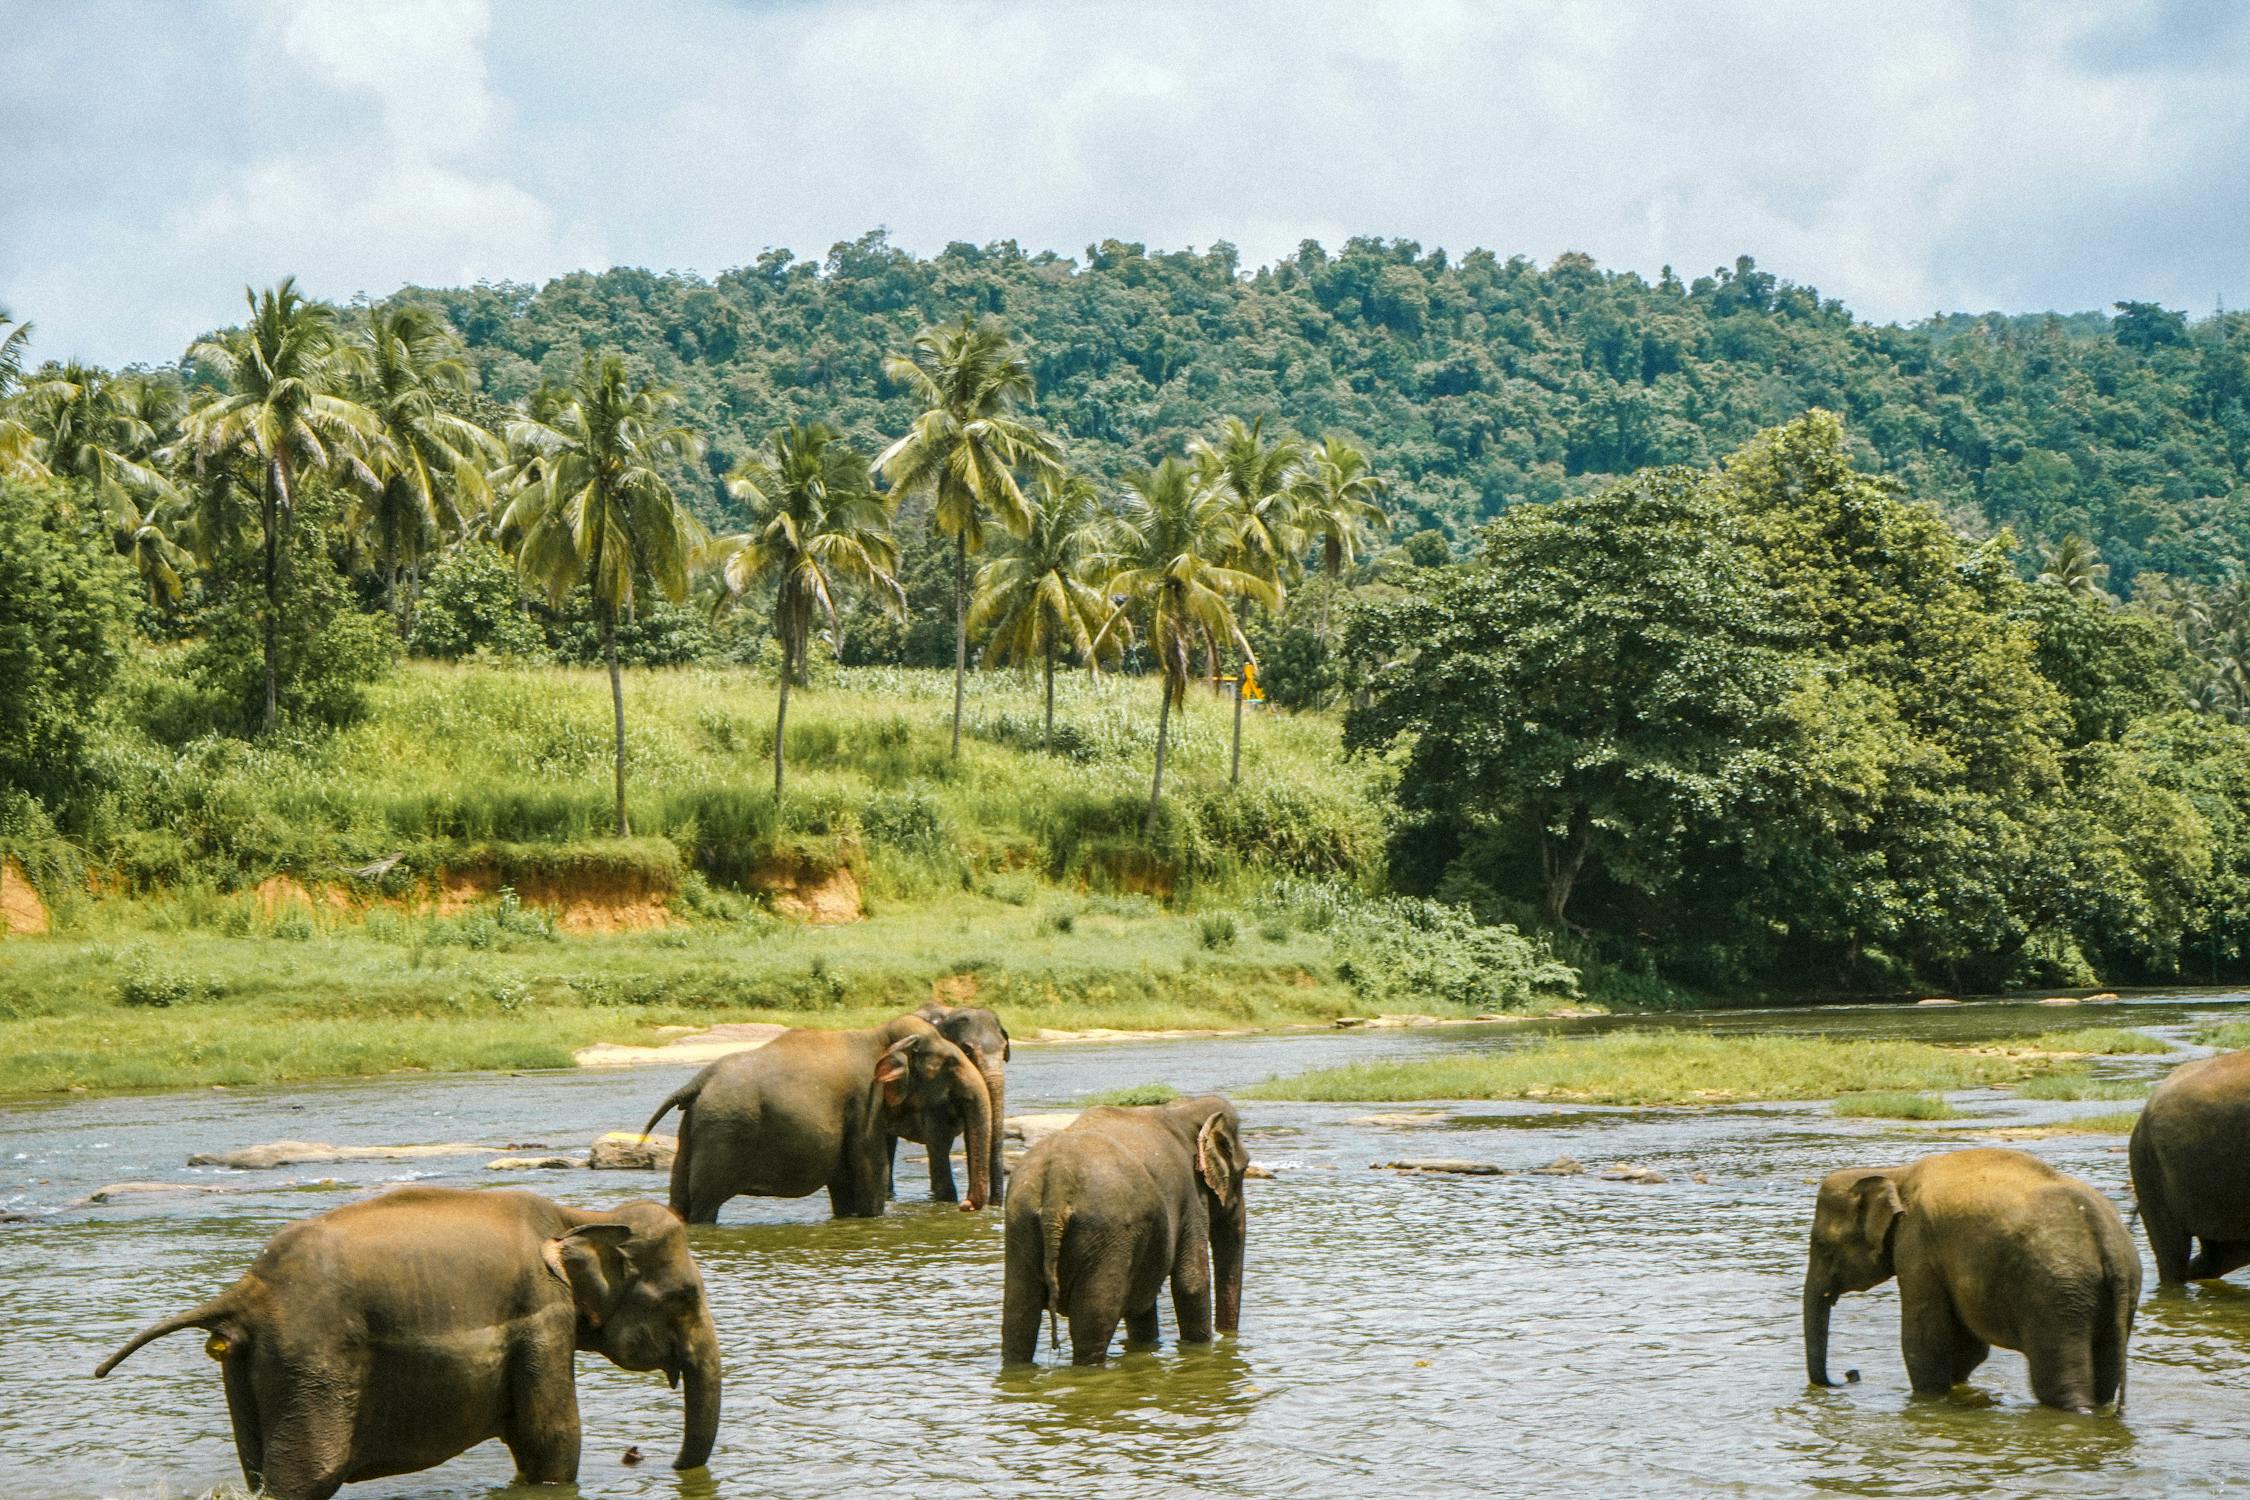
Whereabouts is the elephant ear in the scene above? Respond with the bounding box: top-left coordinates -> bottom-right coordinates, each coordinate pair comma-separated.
1848,1173 -> 1904,1263
543,1222 -> 634,1329
875,1037 -> 917,1112
1196,1111 -> 1244,1208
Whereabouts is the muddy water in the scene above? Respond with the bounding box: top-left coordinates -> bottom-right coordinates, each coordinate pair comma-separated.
6,995 -> 2250,1499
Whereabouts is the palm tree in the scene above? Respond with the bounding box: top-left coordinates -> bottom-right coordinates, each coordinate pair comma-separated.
182,279 -> 386,732
877,315 -> 1061,757
1099,457 -> 1280,835
1295,437 -> 1389,634
502,353 -> 703,836
349,306 -> 500,636
969,469 -> 1119,749
1191,415 -> 1308,584
713,420 -> 902,803
0,308 -> 41,481
22,363 -> 183,546
2037,533 -> 2113,601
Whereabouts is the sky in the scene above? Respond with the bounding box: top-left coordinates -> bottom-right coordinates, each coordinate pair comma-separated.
5,0 -> 2248,368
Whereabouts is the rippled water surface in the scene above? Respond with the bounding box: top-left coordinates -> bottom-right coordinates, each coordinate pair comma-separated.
7,995 -> 2250,1498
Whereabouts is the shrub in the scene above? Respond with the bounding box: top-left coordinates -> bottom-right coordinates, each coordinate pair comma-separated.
862,789 -> 948,854
1084,1082 -> 1181,1106
1197,911 -> 1240,949
117,957 -> 211,1009
407,542 -> 547,660
0,479 -> 133,808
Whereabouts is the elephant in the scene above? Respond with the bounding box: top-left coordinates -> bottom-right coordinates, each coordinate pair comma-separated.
2131,1047 -> 2250,1283
1002,1095 -> 1248,1366
887,1001 -> 1010,1206
1802,1147 -> 2138,1412
93,1186 -> 720,1500
643,1013 -> 992,1222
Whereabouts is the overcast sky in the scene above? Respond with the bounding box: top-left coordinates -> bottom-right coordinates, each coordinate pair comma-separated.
5,0 -> 2247,368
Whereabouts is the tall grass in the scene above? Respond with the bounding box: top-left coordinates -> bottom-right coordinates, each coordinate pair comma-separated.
67,660 -> 1382,901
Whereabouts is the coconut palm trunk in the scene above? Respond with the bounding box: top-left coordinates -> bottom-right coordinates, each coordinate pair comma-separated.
262,458 -> 289,732
1043,638 -> 1057,750
602,607 -> 630,837
1146,687 -> 1173,837
1231,671 -> 1244,785
952,533 -> 968,756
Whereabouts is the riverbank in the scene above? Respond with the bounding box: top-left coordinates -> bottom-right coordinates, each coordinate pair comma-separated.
0,893 -> 1404,1098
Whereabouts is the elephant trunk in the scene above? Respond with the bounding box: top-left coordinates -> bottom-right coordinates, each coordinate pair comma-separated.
954,1058 -> 993,1212
675,1313 -> 722,1471
1802,1274 -> 1846,1388
982,1061 -> 1008,1207
1212,1199 -> 1246,1334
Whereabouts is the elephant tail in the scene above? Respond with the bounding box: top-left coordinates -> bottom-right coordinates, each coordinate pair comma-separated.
95,1291 -> 244,1377
641,1076 -> 706,1139
1041,1204 -> 1072,1354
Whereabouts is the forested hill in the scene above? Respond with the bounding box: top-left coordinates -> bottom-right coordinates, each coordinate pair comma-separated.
407,232 -> 2250,583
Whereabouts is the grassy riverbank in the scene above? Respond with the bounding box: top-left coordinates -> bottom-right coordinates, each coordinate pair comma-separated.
1238,1028 -> 2170,1108
0,892 -> 1378,1097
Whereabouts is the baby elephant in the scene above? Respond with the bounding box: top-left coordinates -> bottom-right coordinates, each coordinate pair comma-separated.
1003,1095 -> 1248,1365
1803,1147 -> 2138,1412
95,1187 -> 721,1500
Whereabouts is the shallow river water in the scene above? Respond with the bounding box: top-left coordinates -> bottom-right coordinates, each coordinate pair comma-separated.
6,994 -> 2250,1499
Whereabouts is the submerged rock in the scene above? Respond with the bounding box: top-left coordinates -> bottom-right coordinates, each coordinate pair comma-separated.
1601,1164 -> 1665,1185
1243,1163 -> 1276,1180
1348,1112 -> 1449,1127
588,1131 -> 677,1171
487,1155 -> 582,1171
1374,1158 -> 1508,1176
1533,1155 -> 1586,1175
188,1140 -> 498,1170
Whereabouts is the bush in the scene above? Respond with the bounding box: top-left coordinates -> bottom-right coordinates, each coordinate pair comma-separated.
1270,883 -> 1580,1013
1197,911 -> 1240,949
117,957 -> 212,1008
1084,1082 -> 1181,1106
407,542 -> 547,660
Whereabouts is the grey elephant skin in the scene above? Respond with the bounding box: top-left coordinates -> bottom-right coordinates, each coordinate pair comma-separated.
1803,1147 -> 2138,1411
1003,1095 -> 1248,1365
94,1186 -> 721,1500
889,1001 -> 1010,1206
644,1014 -> 992,1221
2131,1048 -> 2250,1283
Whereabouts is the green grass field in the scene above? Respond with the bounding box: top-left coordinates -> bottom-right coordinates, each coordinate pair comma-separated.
1238,1030 -> 2108,1107
0,661 -> 1423,1096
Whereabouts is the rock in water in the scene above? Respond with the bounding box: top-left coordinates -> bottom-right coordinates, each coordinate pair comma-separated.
487,1155 -> 583,1171
187,1140 -> 499,1169
588,1131 -> 678,1171
1374,1158 -> 1508,1176
1533,1155 -> 1586,1175
1601,1164 -> 1664,1184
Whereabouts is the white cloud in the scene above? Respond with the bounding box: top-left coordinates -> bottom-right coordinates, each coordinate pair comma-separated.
3,0 -> 2246,366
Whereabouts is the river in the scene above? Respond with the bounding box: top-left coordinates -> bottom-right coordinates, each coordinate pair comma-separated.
5,994 -> 2249,1498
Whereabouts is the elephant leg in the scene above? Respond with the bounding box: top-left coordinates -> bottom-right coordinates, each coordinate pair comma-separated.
1001,1257 -> 1046,1365
667,1104 -> 698,1220
828,1165 -> 884,1219
2189,1240 -> 2250,1280
1898,1278 -> 1974,1397
2137,1179 -> 2194,1285
1124,1303 -> 1161,1349
1170,1228 -> 1215,1345
1948,1331 -> 1990,1386
1068,1304 -> 1124,1366
681,1146 -> 733,1226
503,1343 -> 582,1485
221,1353 -> 265,1492
2133,1133 -> 2187,1286
254,1387 -> 358,1500
2025,1332 -> 2099,1413
927,1126 -> 960,1204
885,1135 -> 898,1201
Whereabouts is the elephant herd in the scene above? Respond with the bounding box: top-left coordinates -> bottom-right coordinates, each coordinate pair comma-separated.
91,1008 -> 2250,1500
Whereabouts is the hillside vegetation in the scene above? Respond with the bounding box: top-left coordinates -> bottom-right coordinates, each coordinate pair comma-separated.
420,236 -> 2250,586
